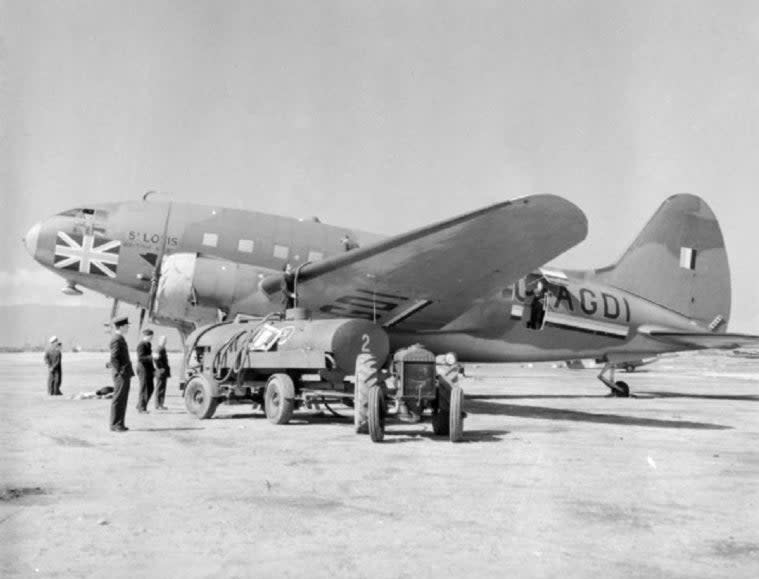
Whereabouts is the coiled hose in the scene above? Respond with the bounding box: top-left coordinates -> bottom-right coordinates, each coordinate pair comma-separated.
211,313 -> 280,383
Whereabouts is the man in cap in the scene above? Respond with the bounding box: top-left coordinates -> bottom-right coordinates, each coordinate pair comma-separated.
136,328 -> 156,413
109,315 -> 133,431
43,336 -> 63,396
153,335 -> 170,410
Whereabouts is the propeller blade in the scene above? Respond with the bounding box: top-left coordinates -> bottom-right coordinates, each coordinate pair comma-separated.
143,201 -> 173,323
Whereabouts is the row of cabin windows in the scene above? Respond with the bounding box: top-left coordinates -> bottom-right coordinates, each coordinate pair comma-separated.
201,233 -> 323,262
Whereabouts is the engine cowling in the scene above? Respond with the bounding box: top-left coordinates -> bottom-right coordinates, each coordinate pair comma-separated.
153,253 -> 279,326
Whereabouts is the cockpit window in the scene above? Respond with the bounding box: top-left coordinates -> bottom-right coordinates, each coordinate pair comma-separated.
57,208 -> 88,217
57,208 -> 107,219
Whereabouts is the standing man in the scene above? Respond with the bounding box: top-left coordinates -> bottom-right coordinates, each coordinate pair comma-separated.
109,316 -> 133,432
43,336 -> 63,396
153,335 -> 170,410
136,329 -> 155,413
527,281 -> 547,330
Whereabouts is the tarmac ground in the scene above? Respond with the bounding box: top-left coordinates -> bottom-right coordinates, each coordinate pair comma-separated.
1,351 -> 758,578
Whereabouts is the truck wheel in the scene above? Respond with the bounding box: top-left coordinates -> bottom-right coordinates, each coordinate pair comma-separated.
354,354 -> 379,434
184,375 -> 218,419
265,374 -> 295,425
368,385 -> 386,442
449,385 -> 464,442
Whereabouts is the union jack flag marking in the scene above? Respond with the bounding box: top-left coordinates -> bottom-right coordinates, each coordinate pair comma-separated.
54,232 -> 120,278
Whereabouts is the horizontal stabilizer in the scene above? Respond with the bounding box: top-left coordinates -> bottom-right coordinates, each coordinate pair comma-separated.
644,330 -> 759,350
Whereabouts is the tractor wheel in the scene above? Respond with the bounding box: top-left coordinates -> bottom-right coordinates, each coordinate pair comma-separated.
354,353 -> 379,434
432,409 -> 450,435
433,377 -> 452,436
368,385 -> 386,442
265,374 -> 295,424
184,375 -> 218,419
449,385 -> 464,442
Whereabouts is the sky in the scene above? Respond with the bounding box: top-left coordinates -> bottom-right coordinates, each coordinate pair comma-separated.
1,0 -> 758,331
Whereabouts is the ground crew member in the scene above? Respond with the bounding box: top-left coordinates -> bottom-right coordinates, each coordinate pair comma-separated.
528,281 -> 547,329
153,335 -> 170,410
136,329 -> 155,413
341,233 -> 359,251
43,336 -> 63,396
109,316 -> 133,432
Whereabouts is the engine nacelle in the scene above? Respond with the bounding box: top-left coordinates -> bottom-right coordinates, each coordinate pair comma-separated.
153,253 -> 279,326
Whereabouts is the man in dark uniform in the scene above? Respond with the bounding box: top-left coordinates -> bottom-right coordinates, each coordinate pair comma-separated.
109,316 -> 133,432
136,329 -> 156,413
43,336 -> 63,396
153,335 -> 170,410
527,281 -> 547,330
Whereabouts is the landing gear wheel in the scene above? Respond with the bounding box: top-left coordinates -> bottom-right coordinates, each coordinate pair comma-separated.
265,374 -> 295,424
354,353 -> 379,434
368,385 -> 386,442
449,385 -> 464,442
613,381 -> 630,398
184,375 -> 218,419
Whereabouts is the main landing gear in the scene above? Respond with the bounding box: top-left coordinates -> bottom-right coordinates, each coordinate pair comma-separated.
597,363 -> 631,398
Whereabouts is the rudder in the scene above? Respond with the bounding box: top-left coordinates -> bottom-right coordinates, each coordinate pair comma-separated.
592,194 -> 731,328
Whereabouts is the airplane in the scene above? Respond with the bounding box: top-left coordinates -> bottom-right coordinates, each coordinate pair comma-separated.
22,192 -> 759,397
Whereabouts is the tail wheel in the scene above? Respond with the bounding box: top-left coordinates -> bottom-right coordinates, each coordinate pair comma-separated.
368,385 -> 386,442
184,375 -> 218,419
613,381 -> 631,398
265,373 -> 295,424
354,353 -> 379,434
449,385 -> 464,442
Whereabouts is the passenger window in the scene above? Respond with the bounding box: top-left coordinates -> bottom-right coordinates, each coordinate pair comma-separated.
202,233 -> 218,247
307,250 -> 323,262
238,239 -> 254,253
273,245 -> 289,259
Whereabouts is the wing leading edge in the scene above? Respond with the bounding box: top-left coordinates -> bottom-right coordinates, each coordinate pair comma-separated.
286,194 -> 587,330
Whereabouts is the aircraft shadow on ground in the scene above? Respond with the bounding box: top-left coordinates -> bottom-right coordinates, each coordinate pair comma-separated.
128,427 -> 205,432
466,400 -> 731,430
216,410 -> 354,422
637,391 -> 759,402
216,412 -> 509,442
378,428 -> 509,444
467,394 -> 606,400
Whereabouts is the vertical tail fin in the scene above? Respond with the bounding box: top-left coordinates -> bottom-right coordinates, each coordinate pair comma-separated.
592,194 -> 731,328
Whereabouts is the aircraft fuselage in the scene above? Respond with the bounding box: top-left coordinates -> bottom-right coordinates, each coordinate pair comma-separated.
24,199 -> 701,363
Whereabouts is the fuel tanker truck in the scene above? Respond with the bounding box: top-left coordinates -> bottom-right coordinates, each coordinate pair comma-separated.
181,309 -> 465,442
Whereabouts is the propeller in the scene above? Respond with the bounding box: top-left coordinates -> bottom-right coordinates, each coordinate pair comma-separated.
139,201 -> 173,331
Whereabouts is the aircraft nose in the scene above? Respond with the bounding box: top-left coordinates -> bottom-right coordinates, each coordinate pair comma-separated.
23,222 -> 41,257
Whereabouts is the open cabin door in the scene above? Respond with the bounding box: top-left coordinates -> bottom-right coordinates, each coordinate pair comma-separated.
517,269 -> 570,331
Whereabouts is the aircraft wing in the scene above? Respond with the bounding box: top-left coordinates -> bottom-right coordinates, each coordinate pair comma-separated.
286,195 -> 587,331
643,330 -> 759,350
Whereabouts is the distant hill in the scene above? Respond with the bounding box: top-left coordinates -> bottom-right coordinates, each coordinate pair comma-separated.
0,305 -> 182,351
